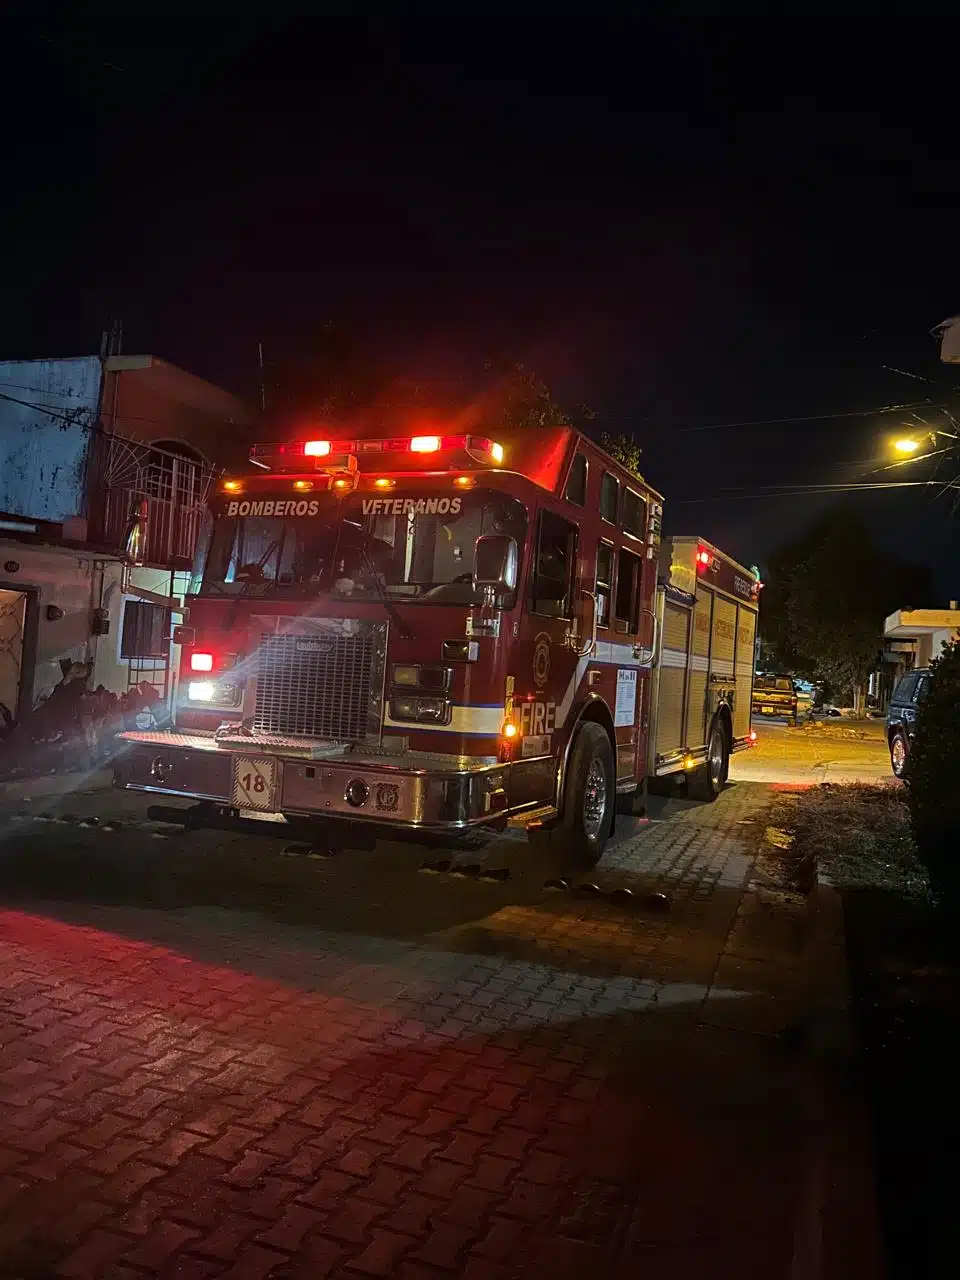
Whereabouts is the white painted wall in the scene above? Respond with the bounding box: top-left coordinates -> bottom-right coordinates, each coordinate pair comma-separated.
919,627 -> 960,665
0,541 -> 131,707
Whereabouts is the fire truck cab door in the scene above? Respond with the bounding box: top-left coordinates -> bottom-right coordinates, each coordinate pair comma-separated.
518,510 -> 582,763
611,550 -> 651,786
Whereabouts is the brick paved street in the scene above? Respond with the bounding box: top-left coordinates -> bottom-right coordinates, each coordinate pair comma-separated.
0,781 -> 819,1278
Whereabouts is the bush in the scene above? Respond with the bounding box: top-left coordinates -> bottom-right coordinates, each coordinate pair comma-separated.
905,639 -> 960,911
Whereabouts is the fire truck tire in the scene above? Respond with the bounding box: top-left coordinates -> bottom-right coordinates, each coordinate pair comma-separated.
536,721 -> 614,870
689,722 -> 727,802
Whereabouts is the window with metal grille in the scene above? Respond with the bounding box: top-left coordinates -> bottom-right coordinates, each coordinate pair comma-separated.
120,601 -> 171,659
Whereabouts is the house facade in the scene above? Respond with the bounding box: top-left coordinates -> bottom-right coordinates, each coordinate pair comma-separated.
882,604 -> 960,685
0,354 -> 250,725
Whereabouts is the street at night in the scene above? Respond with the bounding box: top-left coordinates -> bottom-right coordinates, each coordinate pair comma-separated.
731,718 -> 891,787
0,779 -> 854,1279
2,10 -> 959,1279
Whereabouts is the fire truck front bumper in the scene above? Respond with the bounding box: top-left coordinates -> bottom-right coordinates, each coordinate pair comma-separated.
113,731 -> 521,830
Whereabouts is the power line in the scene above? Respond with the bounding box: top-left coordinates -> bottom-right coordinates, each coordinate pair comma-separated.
0,389 -> 93,429
0,378 -> 84,399
672,479 -> 960,503
675,400 -> 941,434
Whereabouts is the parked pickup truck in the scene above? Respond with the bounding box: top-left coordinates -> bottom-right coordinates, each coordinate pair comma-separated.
751,676 -> 799,725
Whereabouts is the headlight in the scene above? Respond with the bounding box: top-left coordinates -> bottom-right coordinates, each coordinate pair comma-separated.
186,681 -> 240,706
389,695 -> 450,725
391,665 -> 420,686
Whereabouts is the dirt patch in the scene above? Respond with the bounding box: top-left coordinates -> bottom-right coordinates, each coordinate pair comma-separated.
786,719 -> 887,743
762,782 -> 926,897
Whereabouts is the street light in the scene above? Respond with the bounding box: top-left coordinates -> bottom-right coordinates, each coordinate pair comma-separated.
889,426 -> 959,457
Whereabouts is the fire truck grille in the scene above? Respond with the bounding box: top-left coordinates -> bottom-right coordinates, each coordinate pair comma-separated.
252,629 -> 382,742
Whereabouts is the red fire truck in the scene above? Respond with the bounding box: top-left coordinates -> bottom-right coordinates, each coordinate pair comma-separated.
116,427 -> 760,868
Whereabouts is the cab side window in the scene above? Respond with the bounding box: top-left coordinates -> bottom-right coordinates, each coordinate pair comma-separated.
530,510 -> 579,618
622,488 -> 646,538
596,541 -> 614,628
614,547 -> 642,633
600,473 -> 619,522
565,453 -> 588,506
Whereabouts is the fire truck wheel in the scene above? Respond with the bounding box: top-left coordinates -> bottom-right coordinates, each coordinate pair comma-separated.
689,722 -> 728,802
549,721 -> 615,870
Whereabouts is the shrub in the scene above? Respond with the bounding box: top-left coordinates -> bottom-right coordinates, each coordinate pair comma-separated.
905,639 -> 960,911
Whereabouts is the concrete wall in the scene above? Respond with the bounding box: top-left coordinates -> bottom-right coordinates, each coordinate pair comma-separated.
0,357 -> 101,523
0,541 -> 130,708
0,541 -> 194,712
918,627 -> 960,666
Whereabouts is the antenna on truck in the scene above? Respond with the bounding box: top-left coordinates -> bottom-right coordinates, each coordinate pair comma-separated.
257,342 -> 267,412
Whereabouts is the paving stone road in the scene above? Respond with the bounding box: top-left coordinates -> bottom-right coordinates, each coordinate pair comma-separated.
0,781 -> 817,1278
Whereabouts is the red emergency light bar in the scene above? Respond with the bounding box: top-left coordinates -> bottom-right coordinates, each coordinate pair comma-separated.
250,434 -> 504,470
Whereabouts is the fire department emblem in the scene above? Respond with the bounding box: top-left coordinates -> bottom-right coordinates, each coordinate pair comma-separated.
533,633 -> 551,688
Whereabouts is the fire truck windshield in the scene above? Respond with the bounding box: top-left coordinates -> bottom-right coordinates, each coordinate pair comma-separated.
192,488 -> 526,604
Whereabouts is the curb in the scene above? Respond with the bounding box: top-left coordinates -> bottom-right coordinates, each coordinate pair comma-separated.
790,874 -> 884,1280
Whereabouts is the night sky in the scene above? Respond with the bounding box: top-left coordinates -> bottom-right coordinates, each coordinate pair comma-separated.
2,7 -> 958,591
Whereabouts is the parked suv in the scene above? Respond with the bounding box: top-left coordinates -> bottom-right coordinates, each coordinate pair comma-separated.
886,668 -> 930,778
752,676 -> 799,725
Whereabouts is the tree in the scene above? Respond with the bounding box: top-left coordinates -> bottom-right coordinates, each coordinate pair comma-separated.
598,431 -> 643,477
760,511 -> 934,712
479,360 -> 571,431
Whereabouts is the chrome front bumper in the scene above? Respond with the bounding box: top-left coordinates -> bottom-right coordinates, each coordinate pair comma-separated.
114,731 -> 542,829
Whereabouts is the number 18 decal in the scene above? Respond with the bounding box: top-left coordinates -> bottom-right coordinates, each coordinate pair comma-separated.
232,756 -> 276,810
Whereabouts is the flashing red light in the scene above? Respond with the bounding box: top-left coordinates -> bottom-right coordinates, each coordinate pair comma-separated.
190,652 -> 214,672
696,549 -> 711,567
250,434 -> 505,468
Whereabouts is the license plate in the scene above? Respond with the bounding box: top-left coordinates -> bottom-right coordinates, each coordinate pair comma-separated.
232,756 -> 277,810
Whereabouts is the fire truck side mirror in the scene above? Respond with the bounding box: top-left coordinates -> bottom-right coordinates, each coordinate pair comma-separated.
473,535 -> 518,597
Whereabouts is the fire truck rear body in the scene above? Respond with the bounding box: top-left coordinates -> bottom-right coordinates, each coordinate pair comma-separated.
647,536 -> 759,789
115,426 -> 758,858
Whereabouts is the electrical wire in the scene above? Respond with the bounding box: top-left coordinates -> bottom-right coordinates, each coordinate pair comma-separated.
672,479 -> 960,503
675,400 -> 942,434
0,389 -> 93,429
0,378 -> 85,398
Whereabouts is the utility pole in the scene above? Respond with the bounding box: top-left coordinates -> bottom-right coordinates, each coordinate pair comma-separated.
257,342 -> 267,412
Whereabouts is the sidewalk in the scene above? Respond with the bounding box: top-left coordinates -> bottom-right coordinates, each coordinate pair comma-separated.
0,783 -> 880,1278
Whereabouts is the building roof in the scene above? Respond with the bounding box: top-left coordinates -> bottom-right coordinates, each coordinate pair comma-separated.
884,607 -> 960,638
